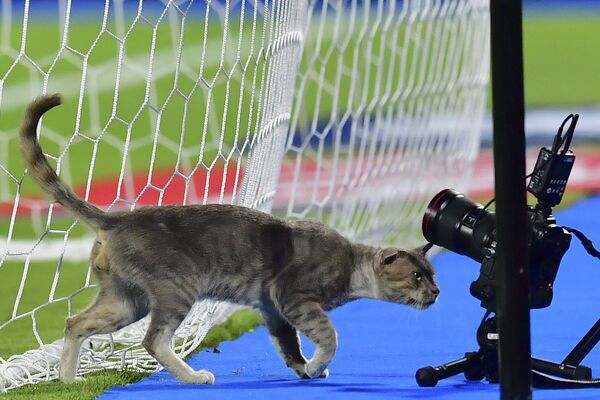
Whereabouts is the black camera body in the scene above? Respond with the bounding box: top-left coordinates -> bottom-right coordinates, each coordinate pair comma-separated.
423,141 -> 577,312
468,206 -> 571,310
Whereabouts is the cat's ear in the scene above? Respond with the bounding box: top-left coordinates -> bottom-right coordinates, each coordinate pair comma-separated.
374,247 -> 402,276
416,242 -> 434,255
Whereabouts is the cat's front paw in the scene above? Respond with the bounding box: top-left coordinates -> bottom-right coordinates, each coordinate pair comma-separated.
291,363 -> 309,379
291,364 -> 328,379
182,369 -> 215,384
305,361 -> 329,379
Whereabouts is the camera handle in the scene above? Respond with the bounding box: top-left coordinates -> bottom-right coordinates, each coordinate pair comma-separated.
416,315 -> 600,388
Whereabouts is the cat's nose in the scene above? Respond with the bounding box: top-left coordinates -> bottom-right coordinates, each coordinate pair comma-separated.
432,287 -> 440,297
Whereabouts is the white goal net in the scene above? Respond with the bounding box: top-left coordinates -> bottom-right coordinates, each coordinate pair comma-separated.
0,0 -> 489,392
278,0 -> 489,244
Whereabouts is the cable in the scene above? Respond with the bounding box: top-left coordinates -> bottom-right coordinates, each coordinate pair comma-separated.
563,226 -> 600,260
483,197 -> 495,211
561,114 -> 578,155
482,113 -> 578,212
532,369 -> 600,389
551,114 -> 576,155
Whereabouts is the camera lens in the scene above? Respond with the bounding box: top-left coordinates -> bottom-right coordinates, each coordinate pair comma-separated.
422,189 -> 496,262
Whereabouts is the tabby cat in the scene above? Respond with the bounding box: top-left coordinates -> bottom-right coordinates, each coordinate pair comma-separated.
20,94 -> 439,384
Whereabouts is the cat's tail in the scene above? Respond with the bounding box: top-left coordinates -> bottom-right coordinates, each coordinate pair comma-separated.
20,94 -> 112,230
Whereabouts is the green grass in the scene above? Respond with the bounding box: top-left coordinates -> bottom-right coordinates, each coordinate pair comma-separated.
1,369 -> 148,400
0,259 -> 95,359
523,15 -> 600,106
199,308 -> 262,350
1,309 -> 262,400
0,215 -> 91,241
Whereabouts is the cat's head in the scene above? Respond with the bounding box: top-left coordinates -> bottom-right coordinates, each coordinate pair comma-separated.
372,244 -> 439,309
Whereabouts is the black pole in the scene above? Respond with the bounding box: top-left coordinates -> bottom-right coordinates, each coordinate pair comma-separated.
490,1 -> 532,399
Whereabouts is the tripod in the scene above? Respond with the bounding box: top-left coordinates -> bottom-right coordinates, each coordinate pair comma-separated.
416,314 -> 600,388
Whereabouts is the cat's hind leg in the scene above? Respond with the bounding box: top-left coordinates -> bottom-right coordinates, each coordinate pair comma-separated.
60,278 -> 148,383
142,294 -> 214,384
278,301 -> 337,379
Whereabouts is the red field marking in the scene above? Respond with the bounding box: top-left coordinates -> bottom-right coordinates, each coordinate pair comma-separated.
0,163 -> 242,217
1,147 -> 599,218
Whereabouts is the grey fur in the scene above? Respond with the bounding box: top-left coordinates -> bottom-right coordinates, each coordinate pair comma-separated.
20,94 -> 440,384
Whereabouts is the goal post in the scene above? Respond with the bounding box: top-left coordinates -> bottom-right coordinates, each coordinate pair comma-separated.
0,0 -> 489,392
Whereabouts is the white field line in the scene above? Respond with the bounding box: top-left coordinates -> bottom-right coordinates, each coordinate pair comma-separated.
1,236 -> 95,262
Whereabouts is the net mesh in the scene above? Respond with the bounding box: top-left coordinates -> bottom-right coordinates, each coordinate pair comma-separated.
0,0 -> 306,390
278,0 -> 489,246
0,0 -> 489,391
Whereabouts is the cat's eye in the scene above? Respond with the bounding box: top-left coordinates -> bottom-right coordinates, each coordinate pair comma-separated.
413,272 -> 423,281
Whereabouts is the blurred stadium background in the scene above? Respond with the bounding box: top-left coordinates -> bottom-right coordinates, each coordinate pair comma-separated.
0,0 -> 599,399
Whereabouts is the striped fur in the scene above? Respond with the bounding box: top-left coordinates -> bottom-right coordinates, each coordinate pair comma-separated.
18,94 -> 440,385
20,94 -> 110,229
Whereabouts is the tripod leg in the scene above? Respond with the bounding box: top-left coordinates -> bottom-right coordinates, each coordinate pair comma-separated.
532,357 -> 592,381
416,352 -> 484,387
562,318 -> 600,366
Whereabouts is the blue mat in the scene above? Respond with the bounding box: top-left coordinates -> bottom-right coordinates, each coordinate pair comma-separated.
100,196 -> 600,400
